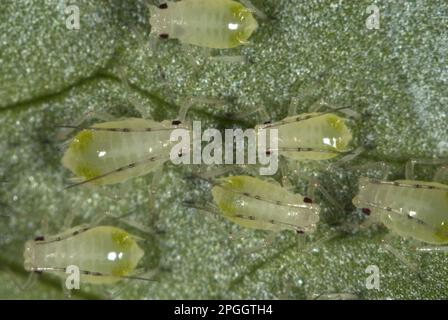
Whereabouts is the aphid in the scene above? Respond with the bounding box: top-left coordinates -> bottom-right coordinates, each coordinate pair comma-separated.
353,177 -> 448,245
211,175 -> 320,233
255,110 -> 355,161
61,118 -> 190,187
149,0 -> 259,49
24,225 -> 145,284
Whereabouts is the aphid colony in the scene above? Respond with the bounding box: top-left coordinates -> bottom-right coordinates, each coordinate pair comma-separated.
20,1 -> 447,292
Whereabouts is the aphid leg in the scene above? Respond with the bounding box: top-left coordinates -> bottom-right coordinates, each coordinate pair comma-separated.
279,158 -> 296,191
146,168 -> 163,227
308,98 -> 361,120
62,209 -> 76,230
379,238 -> 423,281
405,159 -> 448,181
56,110 -> 116,142
307,177 -> 344,214
106,268 -> 158,299
240,231 -> 278,256
350,161 -> 391,180
9,269 -> 38,291
415,246 -> 448,253
288,97 -> 300,116
209,55 -> 247,64
116,65 -> 153,119
239,0 -> 268,20
433,166 -> 448,183
326,146 -> 364,170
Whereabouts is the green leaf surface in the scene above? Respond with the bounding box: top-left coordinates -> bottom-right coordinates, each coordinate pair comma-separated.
0,0 -> 447,299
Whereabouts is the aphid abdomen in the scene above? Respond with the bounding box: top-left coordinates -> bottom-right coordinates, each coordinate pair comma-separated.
62,118 -> 183,185
24,226 -> 144,284
149,0 -> 258,49
353,178 -> 448,244
212,176 -> 320,232
258,113 -> 353,161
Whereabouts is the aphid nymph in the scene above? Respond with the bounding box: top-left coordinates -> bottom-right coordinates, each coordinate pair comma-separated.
24,225 -> 145,284
353,178 -> 448,244
61,118 -> 191,187
211,175 -> 320,234
255,110 -> 356,162
149,0 -> 259,49
353,177 -> 448,245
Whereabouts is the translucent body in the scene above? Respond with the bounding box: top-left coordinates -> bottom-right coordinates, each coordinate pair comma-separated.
255,113 -> 353,161
353,177 -> 448,244
23,226 -> 144,284
62,118 -> 190,186
211,175 -> 320,233
149,0 -> 258,49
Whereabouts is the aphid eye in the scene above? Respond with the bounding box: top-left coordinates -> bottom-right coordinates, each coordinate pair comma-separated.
362,208 -> 371,216
296,230 -> 305,235
178,151 -> 183,157
303,197 -> 313,204
34,236 -> 45,241
263,121 -> 272,125
265,150 -> 271,156
172,120 -> 181,126
158,3 -> 168,9
159,33 -> 169,39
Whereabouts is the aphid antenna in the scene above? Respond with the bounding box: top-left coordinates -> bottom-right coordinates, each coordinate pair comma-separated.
31,267 -> 158,282
239,0 -> 268,20
183,200 -> 220,218
105,212 -> 156,238
260,106 -> 355,129
380,241 -> 424,282
185,172 -> 218,187
65,154 -> 170,189
365,179 -> 448,192
415,246 -> 448,253
56,124 -> 178,133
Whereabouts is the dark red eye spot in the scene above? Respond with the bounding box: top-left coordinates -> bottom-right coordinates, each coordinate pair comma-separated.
362,208 -> 371,216
34,236 -> 44,241
266,150 -> 271,156
296,230 -> 305,234
159,33 -> 169,39
159,3 -> 168,9
172,120 -> 181,125
303,197 -> 313,204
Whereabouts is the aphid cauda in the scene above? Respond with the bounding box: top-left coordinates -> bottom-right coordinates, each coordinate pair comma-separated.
61,118 -> 190,187
211,175 -> 320,234
353,160 -> 448,245
24,225 -> 145,284
149,0 -> 259,49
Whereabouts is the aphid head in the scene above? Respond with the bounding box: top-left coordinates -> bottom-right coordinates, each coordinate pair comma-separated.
228,5 -> 258,47
149,5 -> 170,37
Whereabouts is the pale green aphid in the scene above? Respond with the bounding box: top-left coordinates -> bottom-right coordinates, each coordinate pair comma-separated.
211,175 -> 320,233
353,178 -> 448,245
149,0 -> 259,49
255,112 -> 354,161
62,118 -> 190,187
24,225 -> 144,285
